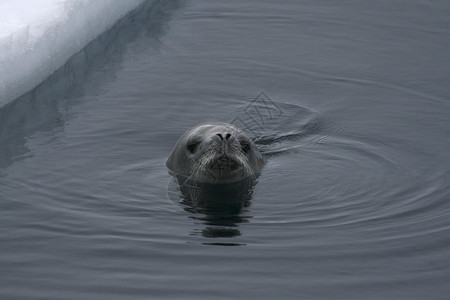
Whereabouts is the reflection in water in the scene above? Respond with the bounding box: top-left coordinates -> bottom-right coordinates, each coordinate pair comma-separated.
0,0 -> 183,170
169,175 -> 256,241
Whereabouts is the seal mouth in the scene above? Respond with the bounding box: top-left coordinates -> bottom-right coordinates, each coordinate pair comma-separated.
208,155 -> 241,172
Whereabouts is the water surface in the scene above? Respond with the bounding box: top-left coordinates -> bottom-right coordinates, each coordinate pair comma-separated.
1,0 -> 450,299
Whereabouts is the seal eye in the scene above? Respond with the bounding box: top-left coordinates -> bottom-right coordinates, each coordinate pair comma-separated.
240,140 -> 251,153
187,142 -> 200,154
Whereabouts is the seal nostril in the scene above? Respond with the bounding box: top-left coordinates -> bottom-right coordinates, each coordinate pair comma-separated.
216,133 -> 223,140
225,133 -> 231,140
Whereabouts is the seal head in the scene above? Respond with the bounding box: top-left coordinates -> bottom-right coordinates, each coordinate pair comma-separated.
166,123 -> 264,184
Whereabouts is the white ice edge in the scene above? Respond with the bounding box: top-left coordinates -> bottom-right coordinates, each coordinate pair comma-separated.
0,0 -> 148,107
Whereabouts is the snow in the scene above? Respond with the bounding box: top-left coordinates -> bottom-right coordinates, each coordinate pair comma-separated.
0,0 -> 147,107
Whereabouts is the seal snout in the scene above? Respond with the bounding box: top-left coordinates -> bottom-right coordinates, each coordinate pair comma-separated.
214,131 -> 235,144
216,133 -> 232,140
212,131 -> 238,153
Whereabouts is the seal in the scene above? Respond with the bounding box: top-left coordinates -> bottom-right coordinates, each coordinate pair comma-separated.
166,123 -> 264,184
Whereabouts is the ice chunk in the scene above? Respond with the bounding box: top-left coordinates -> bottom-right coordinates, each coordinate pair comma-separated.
0,0 -> 147,107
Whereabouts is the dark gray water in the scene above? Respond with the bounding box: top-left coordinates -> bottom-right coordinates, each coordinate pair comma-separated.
1,0 -> 450,299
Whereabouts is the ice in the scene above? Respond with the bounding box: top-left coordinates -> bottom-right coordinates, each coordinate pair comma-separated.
0,0 -> 147,107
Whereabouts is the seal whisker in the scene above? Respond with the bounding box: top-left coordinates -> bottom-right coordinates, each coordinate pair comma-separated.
189,148 -> 215,181
229,143 -> 256,179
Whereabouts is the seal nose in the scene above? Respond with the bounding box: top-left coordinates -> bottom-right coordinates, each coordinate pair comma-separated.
216,133 -> 232,140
